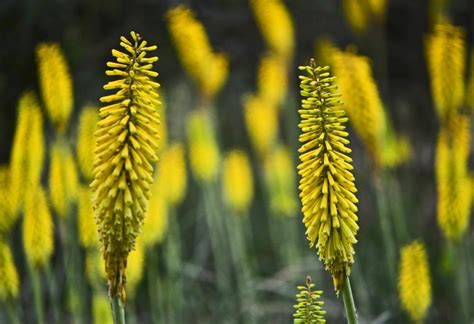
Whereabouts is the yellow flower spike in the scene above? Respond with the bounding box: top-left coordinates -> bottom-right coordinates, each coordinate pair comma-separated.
436,115 -> 471,240
141,174 -> 168,248
9,92 -> 45,217
425,22 -> 466,121
77,105 -> 99,180
91,31 -> 160,299
0,167 -> 15,234
250,0 -> 294,60
244,95 -> 278,159
36,42 -> 73,133
125,241 -> 144,298
257,53 -> 288,107
23,185 -> 54,268
0,240 -> 19,301
158,143 -> 187,206
297,59 -> 359,293
93,292 -> 114,324
166,5 -> 228,100
342,0 -> 369,34
78,186 -> 99,248
222,150 -> 254,214
264,146 -> 298,217
293,276 -> 326,323
399,240 -> 432,323
332,49 -> 386,166
186,109 -> 220,182
49,140 -> 79,219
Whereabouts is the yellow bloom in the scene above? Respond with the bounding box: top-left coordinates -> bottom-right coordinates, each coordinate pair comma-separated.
425,22 -> 466,121
49,140 -> 79,219
250,0 -> 294,60
244,95 -> 278,159
90,31 -> 160,299
166,5 -> 229,100
186,109 -> 220,182
314,37 -> 337,67
342,0 -> 387,33
93,293 -> 113,324
436,115 -> 471,240
36,42 -> 73,133
399,240 -> 432,323
264,145 -> 298,217
222,150 -> 254,213
78,186 -> 99,248
293,276 -> 326,323
77,105 -> 99,180
141,174 -> 168,248
9,92 -> 45,216
257,53 -> 288,107
125,241 -> 144,298
23,186 -> 54,268
297,60 -> 359,292
332,49 -> 386,166
0,240 -> 19,301
0,167 -> 15,234
158,143 -> 187,206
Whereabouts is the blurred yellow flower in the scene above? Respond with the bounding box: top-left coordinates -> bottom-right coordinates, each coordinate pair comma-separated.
399,240 -> 432,323
244,95 -> 278,159
49,140 -> 79,219
0,240 -> 19,301
23,186 -> 54,268
158,143 -> 187,206
36,42 -> 73,133
425,22 -> 466,121
9,92 -> 45,217
167,5 -> 229,100
436,115 -> 471,240
77,105 -> 98,180
78,186 -> 99,249
257,53 -> 288,107
187,109 -> 220,182
141,174 -> 168,248
342,0 -> 387,33
222,150 -> 254,214
0,167 -> 16,234
93,292 -> 113,324
86,249 -> 106,287
125,241 -> 145,298
250,0 -> 294,60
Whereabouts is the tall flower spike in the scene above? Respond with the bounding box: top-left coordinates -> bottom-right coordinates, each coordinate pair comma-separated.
257,53 -> 288,107
77,105 -> 99,180
36,43 -> 73,133
91,31 -> 160,299
157,143 -> 187,206
297,59 -> 359,292
223,149 -> 254,214
425,22 -> 466,121
293,276 -> 326,323
399,240 -> 432,323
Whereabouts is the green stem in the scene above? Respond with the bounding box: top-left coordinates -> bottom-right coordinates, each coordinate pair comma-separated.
29,266 -> 44,324
110,294 -> 126,324
5,299 -> 20,324
342,277 -> 358,324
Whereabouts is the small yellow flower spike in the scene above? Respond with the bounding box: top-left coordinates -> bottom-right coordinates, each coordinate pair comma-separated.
90,31 -> 160,299
293,276 -> 326,323
49,140 -> 79,219
250,0 -> 294,60
166,5 -> 229,100
186,109 -> 220,182
141,174 -> 168,248
436,115 -> 471,240
78,186 -> 99,249
23,185 -> 54,269
9,92 -> 45,217
257,53 -> 288,107
297,59 -> 359,293
264,146 -> 298,217
77,105 -> 99,180
157,143 -> 187,206
425,22 -> 466,121
332,49 -> 386,166
36,42 -> 73,133
222,149 -> 254,214
0,240 -> 19,301
399,240 -> 432,323
244,95 -> 278,159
